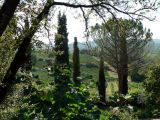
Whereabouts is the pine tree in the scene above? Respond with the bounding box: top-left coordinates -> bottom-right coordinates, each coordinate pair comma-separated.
54,12 -> 70,84
98,56 -> 106,103
73,37 -> 80,84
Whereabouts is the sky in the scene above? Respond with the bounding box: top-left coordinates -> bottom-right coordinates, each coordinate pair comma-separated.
66,14 -> 160,44
59,10 -> 160,44
143,20 -> 160,39
40,0 -> 160,44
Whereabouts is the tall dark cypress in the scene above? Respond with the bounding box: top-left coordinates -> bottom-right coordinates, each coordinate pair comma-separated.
54,12 -> 69,84
98,56 -> 106,103
73,37 -> 80,84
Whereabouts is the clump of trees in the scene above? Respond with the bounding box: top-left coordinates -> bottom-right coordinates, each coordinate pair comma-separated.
91,18 -> 152,94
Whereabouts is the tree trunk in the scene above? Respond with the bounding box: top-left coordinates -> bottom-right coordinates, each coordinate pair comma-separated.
118,36 -> 128,95
22,43 -> 32,71
73,37 -> 80,84
117,66 -> 128,95
0,0 -> 20,36
0,0 -> 54,103
98,57 -> 106,103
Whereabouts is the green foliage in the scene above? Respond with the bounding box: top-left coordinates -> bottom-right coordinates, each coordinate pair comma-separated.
48,52 -> 55,58
91,18 -> 152,94
54,64 -> 71,84
109,92 -> 145,107
107,106 -> 137,120
31,53 -> 37,66
54,12 -> 69,66
100,93 -> 139,120
143,65 -> 160,117
54,12 -> 70,83
53,83 -> 100,120
13,80 -> 100,120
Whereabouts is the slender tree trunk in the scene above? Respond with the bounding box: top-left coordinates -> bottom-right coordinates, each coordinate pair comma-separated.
0,0 -> 54,103
98,57 -> 106,103
117,66 -> 128,95
0,0 -> 20,36
118,36 -> 128,95
73,37 -> 80,84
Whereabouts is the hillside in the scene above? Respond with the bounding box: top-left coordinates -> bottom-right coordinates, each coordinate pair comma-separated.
68,41 -> 97,52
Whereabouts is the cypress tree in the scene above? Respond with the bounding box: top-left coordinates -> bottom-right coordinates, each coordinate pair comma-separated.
98,56 -> 106,103
73,37 -> 80,84
54,12 -> 70,84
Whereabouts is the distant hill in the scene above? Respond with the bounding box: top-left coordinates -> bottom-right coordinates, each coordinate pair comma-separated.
153,39 -> 160,44
68,41 -> 96,52
38,39 -> 160,52
69,42 -> 87,52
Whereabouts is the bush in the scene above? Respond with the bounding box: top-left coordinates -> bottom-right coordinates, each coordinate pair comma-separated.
48,52 -> 54,58
143,65 -> 160,118
13,81 -> 101,120
38,58 -> 44,61
109,92 -> 145,107
45,58 -> 54,66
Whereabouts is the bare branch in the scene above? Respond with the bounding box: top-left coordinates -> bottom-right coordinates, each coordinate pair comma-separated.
53,1 -> 158,20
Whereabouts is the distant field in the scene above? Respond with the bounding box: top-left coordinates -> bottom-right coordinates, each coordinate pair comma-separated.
33,50 -> 143,96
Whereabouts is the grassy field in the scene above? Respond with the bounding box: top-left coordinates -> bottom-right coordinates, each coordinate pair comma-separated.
32,50 -> 143,97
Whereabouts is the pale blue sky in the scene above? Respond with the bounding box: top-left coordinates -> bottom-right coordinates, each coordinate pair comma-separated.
41,12 -> 160,44
39,0 -> 160,44
67,14 -> 160,43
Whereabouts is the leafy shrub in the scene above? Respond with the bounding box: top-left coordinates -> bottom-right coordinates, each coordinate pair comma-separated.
100,96 -> 138,120
109,92 -> 145,107
13,81 -> 100,120
109,106 -> 137,120
38,58 -> 44,61
45,58 -> 54,66
48,52 -> 54,58
109,93 -> 131,106
143,65 -> 160,118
